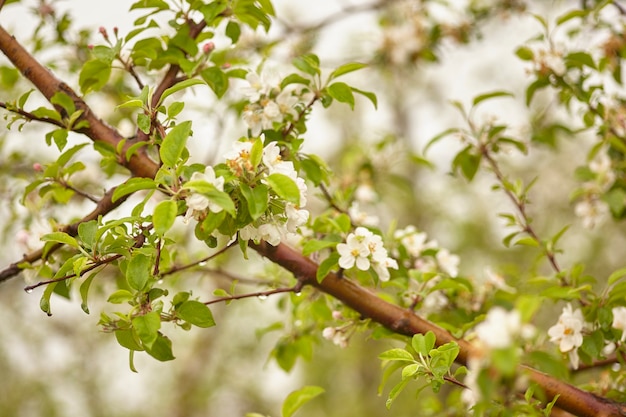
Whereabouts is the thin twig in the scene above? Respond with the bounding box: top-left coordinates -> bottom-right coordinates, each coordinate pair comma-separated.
57,179 -> 100,203
480,146 -> 562,275
0,102 -> 66,128
160,239 -> 238,277
24,254 -> 119,292
204,285 -> 299,306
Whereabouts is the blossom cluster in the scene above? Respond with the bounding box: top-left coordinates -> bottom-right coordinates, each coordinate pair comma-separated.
393,225 -> 460,278
183,140 -> 309,246
183,166 -> 225,223
229,140 -> 309,246
241,71 -> 311,136
336,227 -> 398,281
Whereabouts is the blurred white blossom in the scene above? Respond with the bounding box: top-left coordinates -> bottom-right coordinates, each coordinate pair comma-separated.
612,306 -> 626,342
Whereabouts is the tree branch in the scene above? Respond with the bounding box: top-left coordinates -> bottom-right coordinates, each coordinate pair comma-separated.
0,26 -> 159,179
250,240 -> 626,417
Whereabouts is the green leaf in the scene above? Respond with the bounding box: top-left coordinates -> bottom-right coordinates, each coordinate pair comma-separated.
79,59 -> 112,94
472,90 -> 514,107
159,79 -> 205,105
40,282 -> 57,316
126,253 -> 152,291
132,311 -> 161,348
609,267 -> 626,285
317,252 -> 339,283
282,386 -> 325,417
201,67 -> 229,98
137,113 -> 151,134
329,62 -> 367,80
412,331 -> 436,356
51,91 -> 76,115
292,54 -> 320,76
351,86 -> 378,109
302,239 -> 339,256
514,236 -> 539,247
240,183 -> 269,220
41,231 -> 79,248
45,129 -> 68,152
160,120 -> 192,167
145,334 -> 175,361
226,20 -> 241,43
327,82 -> 355,109
266,173 -> 300,205
116,99 -> 144,110
556,9 -> 588,25
515,46 -> 534,61
177,300 -> 216,328
107,289 -> 135,304
452,146 -> 481,181
565,52 -> 596,70
379,348 -> 415,362
112,178 -> 158,202
115,329 -> 144,351
79,272 -> 97,314
153,200 -> 178,236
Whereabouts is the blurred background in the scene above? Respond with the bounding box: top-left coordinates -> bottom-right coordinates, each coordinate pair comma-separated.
1,0 -> 624,416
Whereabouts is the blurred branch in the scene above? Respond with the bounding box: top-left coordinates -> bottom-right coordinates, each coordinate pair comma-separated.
204,284 -> 300,306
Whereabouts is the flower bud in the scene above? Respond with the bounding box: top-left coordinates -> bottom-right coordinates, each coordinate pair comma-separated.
98,26 -> 108,40
203,42 -> 215,54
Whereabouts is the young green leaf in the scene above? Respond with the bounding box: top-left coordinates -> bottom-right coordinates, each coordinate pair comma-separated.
282,386 -> 325,417
112,177 -> 158,202
177,300 -> 216,328
266,173 -> 300,205
160,120 -> 192,167
327,82 -> 355,109
126,253 -> 152,291
132,311 -> 161,348
153,199 -> 178,236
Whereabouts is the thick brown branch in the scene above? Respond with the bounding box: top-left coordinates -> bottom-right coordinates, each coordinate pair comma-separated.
0,26 -> 159,179
250,240 -> 626,417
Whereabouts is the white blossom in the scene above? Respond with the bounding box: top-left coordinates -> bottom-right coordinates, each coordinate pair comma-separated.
183,166 -> 225,223
575,198 -> 609,229
348,202 -> 379,227
337,228 -> 372,270
395,226 -> 430,258
548,304 -> 586,369
436,248 -> 460,277
612,306 -> 626,342
225,140 -> 254,175
337,227 -> 397,281
354,183 -> 378,203
285,203 -> 309,233
473,307 -> 533,349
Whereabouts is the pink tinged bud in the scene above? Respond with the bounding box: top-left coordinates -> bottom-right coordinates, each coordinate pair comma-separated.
33,163 -> 43,172
222,62 -> 231,69
99,26 -> 108,39
332,311 -> 343,320
203,42 -> 215,54
113,27 -> 119,36
87,44 -> 94,50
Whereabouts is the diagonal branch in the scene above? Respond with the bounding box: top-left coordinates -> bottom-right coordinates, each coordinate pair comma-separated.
0,25 -> 159,179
